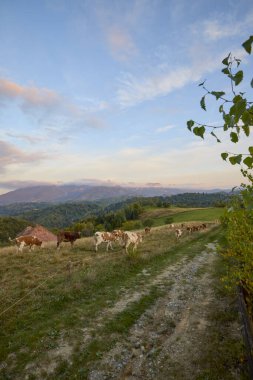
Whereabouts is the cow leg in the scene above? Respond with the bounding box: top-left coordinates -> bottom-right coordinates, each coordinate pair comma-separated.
95,241 -> 100,252
125,241 -> 130,254
106,241 -> 112,251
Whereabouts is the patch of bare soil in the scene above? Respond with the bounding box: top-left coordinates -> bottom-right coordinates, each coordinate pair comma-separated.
87,242 -> 242,380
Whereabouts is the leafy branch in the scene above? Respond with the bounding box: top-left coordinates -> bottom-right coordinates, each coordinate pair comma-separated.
187,35 -> 253,174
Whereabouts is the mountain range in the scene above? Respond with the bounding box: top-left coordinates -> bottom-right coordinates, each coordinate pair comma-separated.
0,184 -> 230,205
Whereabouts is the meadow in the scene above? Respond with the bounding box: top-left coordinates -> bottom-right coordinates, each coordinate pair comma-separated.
140,206 -> 224,226
0,208 -> 249,379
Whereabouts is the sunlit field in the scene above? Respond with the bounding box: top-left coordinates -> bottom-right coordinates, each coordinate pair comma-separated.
0,221 -> 219,376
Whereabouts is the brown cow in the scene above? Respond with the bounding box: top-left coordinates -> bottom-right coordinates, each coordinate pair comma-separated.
57,231 -> 81,249
9,235 -> 43,252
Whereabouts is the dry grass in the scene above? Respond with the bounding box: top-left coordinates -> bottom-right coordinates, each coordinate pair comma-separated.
1,224 -> 241,380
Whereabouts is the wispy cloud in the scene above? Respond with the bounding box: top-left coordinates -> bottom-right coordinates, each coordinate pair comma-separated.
106,26 -> 137,62
156,124 -> 175,133
6,132 -> 45,144
0,140 -> 49,173
0,78 -> 108,130
202,11 -> 253,41
117,66 -> 202,107
0,78 -> 61,110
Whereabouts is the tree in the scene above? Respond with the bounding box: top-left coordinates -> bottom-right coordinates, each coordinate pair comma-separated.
187,35 -> 253,320
187,35 -> 253,183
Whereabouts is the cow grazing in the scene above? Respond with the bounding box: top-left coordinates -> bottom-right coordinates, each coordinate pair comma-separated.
9,235 -> 43,253
57,231 -> 81,249
121,231 -> 143,253
94,231 -> 119,252
175,229 -> 183,240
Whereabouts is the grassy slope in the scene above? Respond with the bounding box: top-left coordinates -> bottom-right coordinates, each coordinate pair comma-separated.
141,206 -> 224,226
0,213 -> 247,379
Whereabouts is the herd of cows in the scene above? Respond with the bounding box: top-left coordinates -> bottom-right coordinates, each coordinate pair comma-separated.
8,223 -> 208,253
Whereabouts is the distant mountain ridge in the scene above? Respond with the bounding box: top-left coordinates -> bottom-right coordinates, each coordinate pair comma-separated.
0,184 -> 229,205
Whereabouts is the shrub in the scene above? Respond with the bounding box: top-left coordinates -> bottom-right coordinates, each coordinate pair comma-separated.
121,220 -> 142,231
143,218 -> 154,227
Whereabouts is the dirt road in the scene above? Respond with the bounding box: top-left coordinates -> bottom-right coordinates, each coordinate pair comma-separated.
85,242 -> 246,380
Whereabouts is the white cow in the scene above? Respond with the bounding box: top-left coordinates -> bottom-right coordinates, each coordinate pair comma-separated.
121,231 -> 143,253
175,229 -> 183,240
94,231 -> 119,252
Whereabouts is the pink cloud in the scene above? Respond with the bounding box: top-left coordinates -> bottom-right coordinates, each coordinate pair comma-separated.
0,78 -> 108,130
0,78 -> 61,109
0,140 -> 49,172
106,26 -> 137,61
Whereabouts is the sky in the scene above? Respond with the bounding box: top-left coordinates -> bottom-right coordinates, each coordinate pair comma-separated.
0,0 -> 253,195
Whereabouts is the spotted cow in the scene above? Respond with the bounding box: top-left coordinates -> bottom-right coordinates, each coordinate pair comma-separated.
9,235 -> 43,253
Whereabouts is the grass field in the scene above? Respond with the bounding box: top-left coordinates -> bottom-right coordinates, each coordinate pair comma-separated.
141,206 -> 224,226
0,210 -> 248,379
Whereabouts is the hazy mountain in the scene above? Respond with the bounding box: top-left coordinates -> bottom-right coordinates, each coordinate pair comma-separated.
0,184 -> 229,205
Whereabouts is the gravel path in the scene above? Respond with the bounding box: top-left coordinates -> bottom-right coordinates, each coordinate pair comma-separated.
87,242 -> 222,380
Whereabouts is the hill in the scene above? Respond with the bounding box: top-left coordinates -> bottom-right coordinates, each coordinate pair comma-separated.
0,184 -> 229,205
0,192 -> 229,230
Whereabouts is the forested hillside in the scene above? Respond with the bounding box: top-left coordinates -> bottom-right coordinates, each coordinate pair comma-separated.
0,217 -> 33,244
0,192 -> 229,231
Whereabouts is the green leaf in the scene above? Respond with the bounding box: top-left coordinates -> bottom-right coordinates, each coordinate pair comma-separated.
243,156 -> 253,168
230,132 -> 239,143
211,91 -> 225,100
248,146 -> 253,155
200,96 -> 206,111
221,152 -> 228,161
210,131 -> 221,143
233,70 -> 243,86
222,67 -> 230,75
193,126 -> 205,139
187,120 -> 194,131
242,125 -> 250,137
230,99 -> 247,122
232,94 -> 243,104
242,35 -> 253,54
222,53 -> 231,65
229,154 -> 242,165
241,111 -> 251,126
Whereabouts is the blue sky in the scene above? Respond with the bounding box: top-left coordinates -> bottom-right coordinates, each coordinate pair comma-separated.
0,0 -> 253,194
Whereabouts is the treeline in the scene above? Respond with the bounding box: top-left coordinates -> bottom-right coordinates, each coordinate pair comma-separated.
73,202 -> 145,236
166,192 -> 229,207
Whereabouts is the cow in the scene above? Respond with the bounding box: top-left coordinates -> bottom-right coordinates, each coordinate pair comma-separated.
175,229 -> 183,240
9,235 -> 43,253
94,231 -> 119,252
121,231 -> 143,254
56,231 -> 81,249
